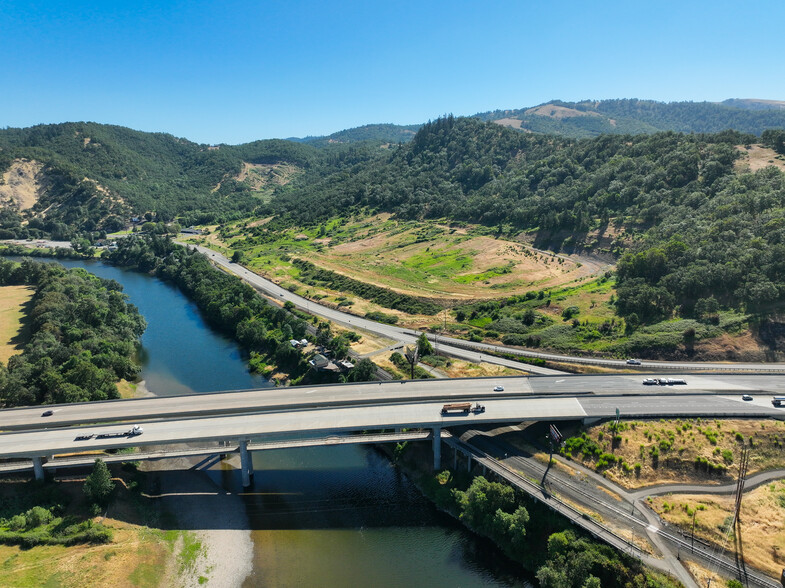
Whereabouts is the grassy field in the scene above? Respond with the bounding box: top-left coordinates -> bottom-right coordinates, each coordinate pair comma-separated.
560,418 -> 785,489
180,213 -> 762,360
185,214 -> 608,300
0,473 -> 205,588
0,286 -> 34,363
651,480 -> 785,578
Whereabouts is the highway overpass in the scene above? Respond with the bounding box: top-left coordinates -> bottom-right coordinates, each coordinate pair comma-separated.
2,374 -> 784,486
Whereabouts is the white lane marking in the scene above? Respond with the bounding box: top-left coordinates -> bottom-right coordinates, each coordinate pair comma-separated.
556,379 -> 565,383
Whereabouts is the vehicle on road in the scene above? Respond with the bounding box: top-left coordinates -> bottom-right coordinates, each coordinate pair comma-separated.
493,385 -> 504,391
666,378 -> 687,385
472,403 -> 485,413
41,410 -> 53,417
742,394 -> 753,401
772,396 -> 785,407
626,359 -> 641,365
74,434 -> 94,441
96,424 -> 143,439
441,402 -> 472,415
642,378 -> 657,385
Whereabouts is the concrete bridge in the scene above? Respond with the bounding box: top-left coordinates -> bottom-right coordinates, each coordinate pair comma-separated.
2,374 -> 785,487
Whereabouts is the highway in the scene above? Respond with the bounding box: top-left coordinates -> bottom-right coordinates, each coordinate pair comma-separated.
1,385 -> 782,459
4,373 -> 785,432
186,243 -> 785,374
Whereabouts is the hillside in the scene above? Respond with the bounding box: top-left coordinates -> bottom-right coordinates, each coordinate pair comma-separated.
224,116 -> 785,357
289,123 -> 421,146
0,123 -> 384,237
477,98 -> 785,138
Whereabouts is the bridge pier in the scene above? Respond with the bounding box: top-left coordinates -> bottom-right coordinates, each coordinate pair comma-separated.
239,440 -> 254,488
432,426 -> 441,470
32,456 -> 44,481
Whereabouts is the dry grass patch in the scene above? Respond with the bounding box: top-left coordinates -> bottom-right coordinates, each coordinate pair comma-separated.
439,359 -> 525,378
561,418 -> 785,489
0,159 -> 49,210
735,144 -> 785,173
115,380 -> 138,399
650,479 -> 785,578
0,285 -> 34,363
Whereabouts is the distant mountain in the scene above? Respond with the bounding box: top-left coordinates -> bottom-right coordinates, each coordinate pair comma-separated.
289,123 -> 421,146
475,99 -> 785,138
721,98 -> 785,111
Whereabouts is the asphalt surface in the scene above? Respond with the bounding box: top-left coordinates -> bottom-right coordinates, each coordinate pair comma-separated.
2,389 -> 783,459
4,373 -> 785,431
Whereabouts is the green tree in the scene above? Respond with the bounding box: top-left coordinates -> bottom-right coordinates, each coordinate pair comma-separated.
416,332 -> 434,356
83,458 -> 115,506
348,358 -> 377,382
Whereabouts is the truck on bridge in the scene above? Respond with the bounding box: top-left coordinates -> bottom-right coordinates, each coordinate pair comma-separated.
441,402 -> 485,415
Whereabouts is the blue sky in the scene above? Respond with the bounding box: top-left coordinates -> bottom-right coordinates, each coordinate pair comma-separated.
2,0 -> 784,144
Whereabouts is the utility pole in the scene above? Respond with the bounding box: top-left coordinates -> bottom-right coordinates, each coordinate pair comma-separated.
691,510 -> 697,553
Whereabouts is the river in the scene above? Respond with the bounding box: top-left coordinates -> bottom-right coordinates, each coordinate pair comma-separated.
40,257 -> 533,587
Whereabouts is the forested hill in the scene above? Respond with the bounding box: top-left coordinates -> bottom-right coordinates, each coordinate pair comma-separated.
269,116 -> 785,323
0,122 -> 383,237
288,123 -> 422,146
476,99 -> 785,138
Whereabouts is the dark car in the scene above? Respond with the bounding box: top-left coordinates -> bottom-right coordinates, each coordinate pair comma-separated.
41,410 -> 53,417
742,394 -> 753,401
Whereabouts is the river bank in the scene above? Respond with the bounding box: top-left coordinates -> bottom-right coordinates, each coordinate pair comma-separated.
143,457 -> 254,588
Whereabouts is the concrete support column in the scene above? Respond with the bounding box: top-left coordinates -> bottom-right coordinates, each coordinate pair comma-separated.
453,448 -> 458,469
239,440 -> 254,488
467,455 -> 472,472
32,457 -> 44,481
432,426 -> 441,470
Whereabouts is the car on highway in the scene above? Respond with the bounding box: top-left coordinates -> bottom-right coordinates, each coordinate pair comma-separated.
41,410 -> 53,417
493,385 -> 504,391
74,434 -> 94,441
742,394 -> 753,401
626,359 -> 642,365
642,378 -> 658,385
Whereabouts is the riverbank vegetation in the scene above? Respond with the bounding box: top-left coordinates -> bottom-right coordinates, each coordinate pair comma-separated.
0,257 -> 146,407
558,418 -> 785,488
105,235 -> 377,384
395,445 -> 679,588
0,464 -> 210,587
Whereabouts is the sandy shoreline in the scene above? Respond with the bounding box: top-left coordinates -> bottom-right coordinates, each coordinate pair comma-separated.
136,380 -> 255,587
142,454 -> 254,587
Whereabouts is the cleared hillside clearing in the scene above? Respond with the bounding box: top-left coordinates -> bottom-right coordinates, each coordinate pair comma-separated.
0,159 -> 48,210
735,144 -> 785,172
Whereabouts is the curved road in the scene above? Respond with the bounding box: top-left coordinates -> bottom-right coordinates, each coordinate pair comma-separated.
186,243 -> 785,374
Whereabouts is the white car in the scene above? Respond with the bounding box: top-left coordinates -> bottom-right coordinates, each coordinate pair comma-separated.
626,359 -> 642,365
642,378 -> 658,385
493,385 -> 505,392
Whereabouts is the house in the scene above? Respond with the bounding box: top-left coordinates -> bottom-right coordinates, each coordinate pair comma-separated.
181,226 -> 203,235
299,338 -> 308,347
337,360 -> 354,371
289,339 -> 301,348
309,354 -> 340,372
309,354 -> 330,368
